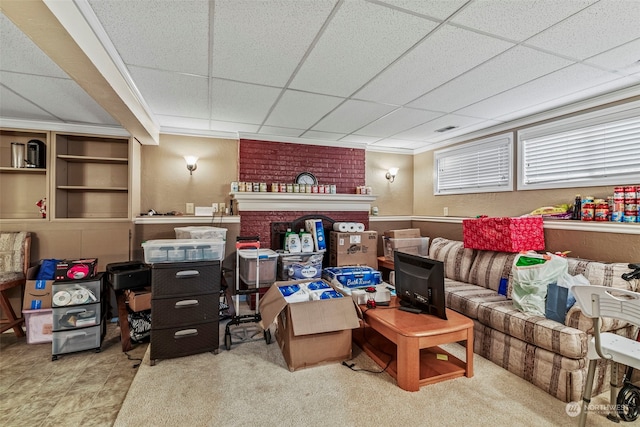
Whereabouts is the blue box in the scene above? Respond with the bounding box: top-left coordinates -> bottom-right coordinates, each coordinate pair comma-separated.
322,266 -> 382,289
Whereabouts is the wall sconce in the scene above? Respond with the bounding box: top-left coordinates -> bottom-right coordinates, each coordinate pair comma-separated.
184,156 -> 198,175
385,167 -> 399,183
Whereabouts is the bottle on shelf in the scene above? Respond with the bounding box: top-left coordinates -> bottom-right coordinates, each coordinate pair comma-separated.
572,194 -> 582,220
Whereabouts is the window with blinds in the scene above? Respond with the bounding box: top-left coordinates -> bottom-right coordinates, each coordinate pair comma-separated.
518,105 -> 640,190
434,134 -> 513,195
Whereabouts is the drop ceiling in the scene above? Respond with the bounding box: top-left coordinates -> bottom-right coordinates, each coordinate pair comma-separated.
1,0 -> 640,154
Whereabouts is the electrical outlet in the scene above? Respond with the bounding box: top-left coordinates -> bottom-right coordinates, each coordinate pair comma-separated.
186,203 -> 194,214
443,207 -> 449,216
212,204 -> 219,213
219,202 -> 226,212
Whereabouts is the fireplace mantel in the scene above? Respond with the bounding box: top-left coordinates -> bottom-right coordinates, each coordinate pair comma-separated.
230,192 -> 376,212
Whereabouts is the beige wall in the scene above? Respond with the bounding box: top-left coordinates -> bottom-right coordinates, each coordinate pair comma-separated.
366,151 -> 413,216
140,134 -> 238,214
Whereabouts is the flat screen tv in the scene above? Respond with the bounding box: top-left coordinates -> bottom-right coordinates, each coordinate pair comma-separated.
393,251 -> 447,320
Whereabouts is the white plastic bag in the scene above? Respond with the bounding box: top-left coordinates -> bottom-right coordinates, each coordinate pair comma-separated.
512,253 -> 568,316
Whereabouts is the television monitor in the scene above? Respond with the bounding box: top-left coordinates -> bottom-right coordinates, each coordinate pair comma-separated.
393,251 -> 447,320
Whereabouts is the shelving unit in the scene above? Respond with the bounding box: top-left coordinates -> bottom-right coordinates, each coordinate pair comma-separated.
53,132 -> 130,219
0,128 -> 49,220
51,274 -> 105,361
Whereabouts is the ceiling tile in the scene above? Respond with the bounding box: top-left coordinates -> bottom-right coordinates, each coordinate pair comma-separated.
129,66 -> 208,119
88,0 -> 210,75
311,100 -> 397,134
526,0 -> 640,60
357,107 -> 443,138
210,79 -> 281,124
340,134 -> 382,144
258,126 -> 305,138
583,38 -> 640,74
290,0 -> 437,96
354,25 -> 513,105
0,14 -> 68,78
375,0 -> 468,21
264,90 -> 344,129
156,115 -> 211,131
408,46 -> 574,112
393,113 -> 497,142
300,130 -> 346,141
450,0 -> 597,41
0,71 -> 117,125
211,0 -> 336,86
209,120 -> 259,133
367,138 -> 424,149
0,86 -> 58,121
469,66 -> 639,122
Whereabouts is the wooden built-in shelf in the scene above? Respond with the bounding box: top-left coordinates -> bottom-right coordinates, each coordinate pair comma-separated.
57,154 -> 128,164
57,185 -> 128,192
0,167 -> 46,174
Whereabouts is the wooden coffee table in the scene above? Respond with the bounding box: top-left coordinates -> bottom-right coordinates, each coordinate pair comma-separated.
353,297 -> 473,391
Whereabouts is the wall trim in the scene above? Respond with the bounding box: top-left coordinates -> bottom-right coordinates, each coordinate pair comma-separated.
230,193 -> 376,212
411,216 -> 640,235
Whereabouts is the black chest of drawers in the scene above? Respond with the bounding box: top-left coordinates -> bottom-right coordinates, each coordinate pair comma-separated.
150,261 -> 220,365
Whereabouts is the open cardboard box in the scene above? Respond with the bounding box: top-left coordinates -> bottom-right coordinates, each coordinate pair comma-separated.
259,279 -> 360,372
23,265 -> 54,311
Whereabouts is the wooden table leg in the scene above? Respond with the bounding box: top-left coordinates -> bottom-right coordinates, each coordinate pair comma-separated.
466,325 -> 474,378
396,334 -> 420,392
115,290 -> 132,352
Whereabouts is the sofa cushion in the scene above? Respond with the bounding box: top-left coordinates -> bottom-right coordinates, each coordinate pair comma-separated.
429,237 -> 476,283
564,259 -> 635,333
475,300 -> 587,359
469,250 -> 516,293
444,278 -> 507,320
568,259 -> 634,290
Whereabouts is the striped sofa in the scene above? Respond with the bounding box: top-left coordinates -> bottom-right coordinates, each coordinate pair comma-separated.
428,237 -> 636,403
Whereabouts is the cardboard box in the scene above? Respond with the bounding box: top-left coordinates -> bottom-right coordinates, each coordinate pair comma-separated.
462,216 -> 545,252
126,287 -> 152,312
23,308 -> 53,344
383,228 -> 421,239
23,266 -> 54,311
54,258 -> 98,281
329,231 -> 378,268
383,237 -> 430,260
259,280 -> 360,372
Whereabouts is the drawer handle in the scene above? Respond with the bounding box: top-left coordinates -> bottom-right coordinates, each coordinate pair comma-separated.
174,329 -> 198,338
175,299 -> 199,308
175,270 -> 200,279
65,308 -> 87,315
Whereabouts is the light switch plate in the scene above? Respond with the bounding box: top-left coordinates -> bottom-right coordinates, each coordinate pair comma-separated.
186,203 -> 194,214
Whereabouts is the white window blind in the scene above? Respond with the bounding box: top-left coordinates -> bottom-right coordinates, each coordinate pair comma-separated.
518,106 -> 640,190
434,134 -> 513,195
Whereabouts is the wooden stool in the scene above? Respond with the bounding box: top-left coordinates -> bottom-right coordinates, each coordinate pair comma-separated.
0,232 -> 31,337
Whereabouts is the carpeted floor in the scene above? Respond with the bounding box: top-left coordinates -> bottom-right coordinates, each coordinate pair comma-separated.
114,320 -> 617,427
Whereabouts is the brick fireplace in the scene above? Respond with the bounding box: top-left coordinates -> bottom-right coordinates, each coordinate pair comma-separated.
236,139 -> 373,248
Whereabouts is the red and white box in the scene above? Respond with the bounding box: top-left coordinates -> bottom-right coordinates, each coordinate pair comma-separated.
462,216 -> 545,252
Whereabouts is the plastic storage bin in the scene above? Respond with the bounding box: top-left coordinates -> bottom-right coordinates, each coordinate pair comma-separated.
142,239 -> 225,264
174,226 -> 227,240
52,325 -> 101,355
238,249 -> 278,285
52,303 -> 101,330
23,309 -> 53,344
383,237 -> 430,260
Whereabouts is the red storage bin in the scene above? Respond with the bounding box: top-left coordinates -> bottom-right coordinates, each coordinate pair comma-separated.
462,216 -> 545,252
